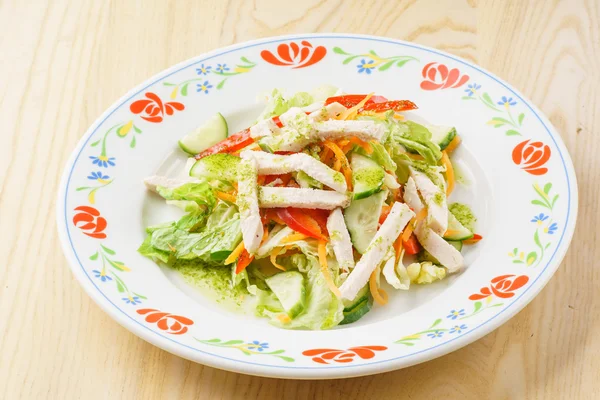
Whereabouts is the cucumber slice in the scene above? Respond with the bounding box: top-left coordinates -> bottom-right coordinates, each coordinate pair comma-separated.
295,171 -> 323,189
342,284 -> 369,310
350,153 -> 385,200
427,125 -> 456,150
343,191 -> 387,254
443,212 -> 474,241
189,153 -> 240,181
178,112 -> 228,154
265,271 -> 306,319
340,298 -> 372,325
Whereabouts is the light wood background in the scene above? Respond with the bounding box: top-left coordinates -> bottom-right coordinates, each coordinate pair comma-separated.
1,0 -> 598,398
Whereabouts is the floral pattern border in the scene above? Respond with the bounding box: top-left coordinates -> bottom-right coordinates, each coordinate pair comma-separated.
65,38 -> 570,368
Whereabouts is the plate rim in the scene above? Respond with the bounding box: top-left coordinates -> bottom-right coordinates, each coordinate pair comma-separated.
56,33 -> 579,379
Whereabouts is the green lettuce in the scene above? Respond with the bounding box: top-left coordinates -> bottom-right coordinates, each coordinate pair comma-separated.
256,88 -> 314,121
156,182 -> 216,209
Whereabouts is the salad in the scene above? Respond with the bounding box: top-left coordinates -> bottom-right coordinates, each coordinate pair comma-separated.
139,86 -> 481,330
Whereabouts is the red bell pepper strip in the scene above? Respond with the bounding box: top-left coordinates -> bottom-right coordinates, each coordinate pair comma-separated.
463,234 -> 482,244
361,100 -> 418,113
194,129 -> 254,160
324,94 -> 388,108
276,208 -> 326,240
235,248 -> 254,274
403,234 -> 422,255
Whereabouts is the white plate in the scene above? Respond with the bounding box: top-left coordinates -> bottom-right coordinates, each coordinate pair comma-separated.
57,34 -> 578,379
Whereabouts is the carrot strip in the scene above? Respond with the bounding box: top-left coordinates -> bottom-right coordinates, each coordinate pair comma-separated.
225,241 -> 245,265
405,153 -> 424,160
402,208 -> 427,242
339,93 -> 373,120
369,266 -> 388,306
441,151 -> 455,196
318,241 -> 341,298
333,158 -> 342,172
280,233 -> 309,244
348,137 -> 373,154
216,191 -> 236,203
444,135 -> 462,153
323,140 -> 352,190
320,147 -> 333,164
393,235 -> 403,263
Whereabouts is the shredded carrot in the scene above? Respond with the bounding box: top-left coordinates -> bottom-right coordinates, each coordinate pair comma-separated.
444,135 -> 462,153
265,210 -> 286,225
402,208 -> 427,242
261,226 -> 269,245
443,229 -> 460,237
320,147 -> 333,164
270,249 -> 287,271
393,235 -> 403,263
318,241 -> 341,298
336,139 -> 350,147
323,140 -> 352,190
341,142 -> 354,154
348,137 -> 373,154
216,191 -> 236,203
333,158 -> 342,171
393,113 -> 405,120
441,151 -> 455,196
339,93 -> 373,120
405,153 -> 424,160
281,233 -> 309,244
225,241 -> 245,265
231,182 -> 238,191
369,266 -> 388,306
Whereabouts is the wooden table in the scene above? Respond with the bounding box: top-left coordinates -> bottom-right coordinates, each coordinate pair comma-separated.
1,0 -> 597,398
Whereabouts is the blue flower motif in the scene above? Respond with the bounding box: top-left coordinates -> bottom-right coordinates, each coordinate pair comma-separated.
531,213 -> 549,224
450,324 -> 468,334
357,59 -> 375,74
545,222 -> 558,235
446,309 -> 465,320
122,296 -> 142,305
197,81 -> 213,94
87,171 -> 110,181
89,155 -> 116,168
247,340 -> 269,351
196,64 -> 212,75
464,83 -> 481,97
497,96 -> 517,107
215,64 -> 230,73
427,331 -> 444,339
92,269 -> 112,282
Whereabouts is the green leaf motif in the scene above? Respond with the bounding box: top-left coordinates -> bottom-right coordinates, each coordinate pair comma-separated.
430,318 -> 442,328
130,136 -> 136,148
368,50 -> 378,56
91,140 -> 101,147
278,356 -> 295,362
472,301 -> 482,313
240,56 -> 254,64
551,195 -> 559,208
526,251 -> 538,266
115,280 -> 125,293
342,56 -> 358,65
332,46 -> 350,55
181,83 -> 189,96
133,292 -> 148,300
531,199 -> 548,208
543,183 -> 552,194
534,230 -> 542,248
89,252 -> 99,261
163,82 -> 176,86
221,340 -> 245,346
379,60 -> 396,71
462,96 -> 477,100
76,186 -> 89,191
217,79 -> 227,89
518,113 -> 525,125
203,338 -> 222,343
482,93 -> 495,106
269,349 -> 285,355
133,125 -> 142,134
101,245 -> 116,255
513,260 -> 524,264
396,58 -> 413,67
506,129 -> 521,136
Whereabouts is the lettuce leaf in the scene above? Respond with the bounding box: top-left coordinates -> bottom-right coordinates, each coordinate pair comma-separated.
156,182 -> 216,209
138,233 -> 171,263
267,256 -> 343,330
406,262 -> 447,284
256,89 -> 314,120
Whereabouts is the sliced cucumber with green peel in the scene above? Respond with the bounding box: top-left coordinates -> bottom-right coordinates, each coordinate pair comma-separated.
189,153 -> 240,181
179,112 -> 228,154
428,125 -> 456,150
340,298 -> 372,325
342,284 -> 369,310
350,153 -> 385,200
265,271 -> 306,319
443,212 -> 474,241
344,190 -> 387,254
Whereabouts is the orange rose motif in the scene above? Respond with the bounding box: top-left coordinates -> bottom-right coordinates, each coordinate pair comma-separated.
302,346 -> 387,364
420,62 -> 470,90
261,41 -> 327,69
469,274 -> 529,300
512,139 -> 551,175
137,308 -> 194,335
130,92 -> 184,123
73,206 -> 107,239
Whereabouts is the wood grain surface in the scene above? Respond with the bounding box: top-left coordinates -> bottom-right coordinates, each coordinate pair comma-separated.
1,0 -> 598,398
